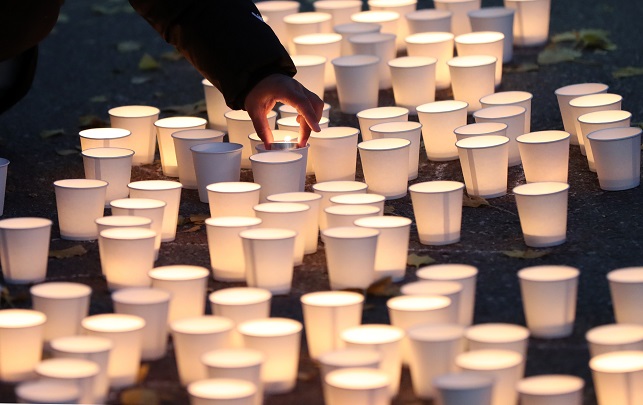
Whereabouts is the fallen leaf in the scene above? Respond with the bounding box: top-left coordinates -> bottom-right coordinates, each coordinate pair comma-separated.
91,3 -> 134,15
78,115 -> 109,129
297,369 -> 317,382
189,214 -> 210,225
120,388 -> 159,405
407,253 -> 436,268
138,53 -> 160,71
383,205 -> 395,214
502,249 -> 552,259
57,13 -> 70,23
613,67 -> 643,79
503,63 -> 539,73
551,31 -> 578,43
55,149 -> 80,156
537,47 -> 582,65
176,215 -> 187,226
162,99 -> 207,116
578,29 -> 617,51
136,363 -> 149,384
40,129 -> 65,139
117,41 -> 142,52
131,76 -> 152,85
0,286 -> 14,309
161,50 -> 183,61
89,95 -> 108,103
366,276 -> 401,297
463,195 -> 489,208
49,245 -> 88,259
181,225 -> 201,233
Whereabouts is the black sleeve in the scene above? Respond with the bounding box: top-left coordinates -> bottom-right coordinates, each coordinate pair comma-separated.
129,0 -> 296,110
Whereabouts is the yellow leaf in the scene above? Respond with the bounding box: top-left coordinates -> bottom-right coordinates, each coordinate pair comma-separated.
613,67 -> 643,79
407,253 -> 436,268
579,29 -> 617,51
502,249 -> 552,259
120,388 -> 159,405
49,245 -> 88,259
463,194 -> 489,208
383,205 -> 395,214
181,225 -> 201,233
366,276 -> 401,297
189,214 -> 210,224
40,129 -> 65,139
538,47 -> 582,65
138,53 -> 160,71
117,41 -> 142,53
161,50 -> 183,61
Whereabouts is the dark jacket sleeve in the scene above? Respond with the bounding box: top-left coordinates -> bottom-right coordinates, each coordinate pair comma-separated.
129,0 -> 296,110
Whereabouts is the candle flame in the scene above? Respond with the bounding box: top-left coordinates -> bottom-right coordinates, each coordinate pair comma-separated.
283,135 -> 293,143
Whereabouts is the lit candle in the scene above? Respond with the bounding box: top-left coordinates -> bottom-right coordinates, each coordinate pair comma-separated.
270,135 -> 299,150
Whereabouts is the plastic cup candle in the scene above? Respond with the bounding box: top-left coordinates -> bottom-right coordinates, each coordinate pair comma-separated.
108,105 -> 160,165
238,318 -> 303,394
254,202 -> 310,265
279,102 -> 331,119
301,291 -> 364,360
473,105 -> 526,166
30,282 -> 91,344
187,378 -> 257,405
590,351 -> 643,405
267,192 -> 322,254
0,158 -> 7,216
240,228 -> 297,294
349,33 -> 396,89
518,265 -> 579,338
0,309 -> 46,382
191,143 -> 243,203
341,324 -> 405,396
554,82 -> 608,145
313,181 -> 368,230
465,323 -> 530,357
254,142 -> 309,191
15,380 -> 80,405
154,116 -> 207,177
568,92 -> 622,153
35,358 -> 100,404
400,280 -> 462,318
82,147 -> 134,206
249,130 -> 300,155
209,287 -> 271,348
314,0 -> 362,26
607,267 -> 643,324
293,33 -> 341,89
0,217 -> 51,283
417,100 -> 468,161
517,374 -> 584,405
318,348 -> 382,384
505,0 -> 550,46
250,151 -> 303,202
468,7 -> 515,62
480,91 -> 533,133
406,324 -> 466,399
456,349 -> 524,405
201,348 -> 264,405
456,135 -> 509,198
205,217 -> 262,282
283,12 -> 333,54
110,198 -> 165,257
309,126 -> 360,183
255,1 -> 300,46
513,182 -> 570,248
330,193 -> 386,216
334,22 -> 382,56
517,131 -> 570,183
127,180 -> 182,242
368,0 -> 417,51
387,57 -> 437,114
201,79 -> 231,131
81,313 -> 145,388
433,372 -> 494,405
149,265 -> 210,325
54,179 -> 107,240
434,0 -> 481,36
171,316 -> 234,385
370,121 -> 422,180
79,127 -> 130,151
406,9 -> 452,34
409,181 -> 465,245
448,55 -> 496,113
454,122 -> 508,142
322,226 -> 379,290
405,32 -> 455,90
358,138 -> 411,199
325,204 -> 381,229
417,264 -> 478,326
587,127 -> 641,191
171,129 -> 224,189
225,109 -> 277,169
455,31 -> 505,85
277,115 -> 330,134
207,182 -> 261,218
350,10 -> 400,41
586,324 -> 643,358
331,55 -> 381,114
325,368 -> 391,405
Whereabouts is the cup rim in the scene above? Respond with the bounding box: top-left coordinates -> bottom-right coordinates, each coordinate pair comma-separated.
225,109 -> 276,122
291,54 -> 327,67
455,135 -> 509,149
81,147 -> 135,159
30,282 -> 92,300
325,368 -> 390,390
587,126 -> 642,142
554,82 -> 608,97
357,138 -> 411,151
349,32 -> 397,45
237,317 -> 302,337
406,8 -> 452,20
417,100 -> 468,114
148,265 -> 210,281
455,31 -> 505,45
455,122 -> 508,136
467,6 -> 514,17
480,91 -> 533,105
447,55 -> 497,68
388,56 -> 437,69
191,142 -> 243,154
0,158 -> 9,167
53,179 -> 108,189
110,198 -> 167,210
409,180 -> 464,194
351,10 -> 401,23
0,309 -> 47,328
267,191 -> 323,203
99,227 -> 157,240
0,217 -> 52,230
301,290 -> 364,307
209,287 -> 272,305
310,126 -> 360,140
206,182 -> 261,193
569,93 -> 622,108
321,226 -> 379,239
517,265 -> 579,282
79,127 -> 131,140
333,22 -> 381,34
171,129 -> 225,141
293,32 -> 342,45
254,202 -> 310,214
516,375 -> 585,396
513,182 -> 570,197
108,105 -> 160,118
405,31 -> 455,44
283,11 -> 333,24
578,110 -> 631,125
330,193 -> 385,205
331,54 -> 381,67
154,116 -> 208,129
205,216 -> 263,228
369,121 -> 422,135
111,287 -> 171,305
516,130 -> 570,144
473,105 -> 526,120
249,151 -> 302,164
128,180 -> 183,191
312,181 -> 368,193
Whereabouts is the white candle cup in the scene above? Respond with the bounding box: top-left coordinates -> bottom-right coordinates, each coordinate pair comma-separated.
49,335 -> 113,403
407,324 -> 466,399
455,31 -> 505,86
309,126 -> 360,183
240,228 -> 297,294
517,374 -> 584,405
35,358 -> 100,405
225,109 -> 277,169
351,10 -> 400,41
0,217 -> 51,283
254,202 -> 310,265
301,291 -> 365,360
358,138 -> 411,199
279,102 -> 331,119
112,287 -> 171,361
318,348 -> 382,383
171,316 -> 234,385
254,142 -> 310,191
334,22 -> 382,56
110,198 -> 165,257
468,7 -> 515,62
465,323 -> 529,357
456,349 -> 524,405
409,180 -> 465,245
607,267 -> 643,324
15,379 -> 80,404
205,217 -> 262,282
513,182 -> 569,248
249,130 -> 301,157
188,378 -> 257,405
434,0 -> 481,36
154,116 -> 208,177
322,226 -> 379,290
370,121 -> 421,180
30,282 -> 91,344
518,265 -> 579,338
314,0 -> 362,26
473,105 -> 526,166
504,0 -> 550,46
433,372 -> 494,405
567,93 -> 622,154
417,264 -> 478,326
417,100 -> 468,161
238,318 -> 303,394
0,158 -> 7,216
406,9 -> 452,34
349,33 -> 397,89
590,351 -> 643,405
388,57 -> 437,114
207,182 -> 261,218
149,265 -> 210,325
127,180 -> 182,242
405,32 -> 455,90
267,192 -> 322,254
172,129 -> 224,190
79,127 -> 130,151
192,143 -> 243,203
255,1 -> 300,46
578,110 -> 632,172
456,135 -> 509,197
517,131 -> 570,183
480,91 -> 533,133
250,152 -> 303,202
325,368 -> 391,405
354,215 -> 411,282
109,105 -> 160,165
330,193 -> 386,216
448,55 -> 496,113
81,313 -> 145,388
293,33 -> 341,89
290,55 -> 327,100
325,204 -> 381,229
202,79 -> 231,131
277,115 -> 330,133
332,55 -> 381,114
587,127 -> 641,191
586,324 -> 643,358
82,147 -> 133,207
284,12 -> 333,54
369,0 -> 417,51
341,324 -> 405,396
202,349 -> 264,405
313,181 -> 368,230
454,122 -> 508,142
555,83 -> 609,145
400,280 -> 462,320
0,309 -> 46,382
54,179 -> 107,241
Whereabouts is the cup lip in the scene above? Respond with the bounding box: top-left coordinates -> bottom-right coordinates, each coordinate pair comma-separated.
355,214 -> 411,229
226,109 -> 275,122
111,287 -> 171,305
79,127 -> 131,140
0,217 -> 52,230
128,180 -> 183,191
54,179 -> 108,189
188,378 -> 256,400
291,54 -> 327,67
349,32 -> 397,45
81,313 -> 145,332
351,10 -> 401,23
325,368 -> 390,390
324,204 -> 381,216
432,372 -> 495,390
149,265 -> 210,281
473,105 -> 526,120
301,290 -> 365,307
331,54 -> 381,67
321,226 -> 379,239
171,128 -> 225,141
191,142 -> 243,155
0,309 -> 47,328
330,193 -> 385,205
405,31 -> 455,44
386,294 -> 452,312
369,121 -> 422,136
108,105 -> 160,118
267,191 -> 323,203
278,116 -> 330,127
318,348 -> 382,367
357,137 -> 411,151
517,265 -> 579,282
36,357 -> 100,378
49,335 -> 113,353
455,31 -> 505,44
205,216 -> 263,228
170,315 -> 234,335
200,348 -> 264,368
516,375 -> 585,396
313,181 -> 368,193
400,280 -> 463,295
569,93 -> 622,108
154,116 -> 208,129
315,0 -> 362,10
283,11 -> 332,24
606,267 -> 643,283
209,287 -> 272,305
447,54 -> 497,68
467,6 -> 514,17
455,135 -> 509,149
554,82 -> 608,97
255,0 -> 300,12
480,91 -> 533,106
0,158 -> 9,167
465,322 -> 530,342
587,126 -> 642,142
407,322 -> 466,342
249,151 -> 302,164
456,349 -> 523,370
341,324 -> 405,343
417,263 -> 478,279
455,122 -> 508,137
206,182 -> 261,193
238,227 -> 297,240
516,130 -> 570,145
586,323 -> 643,345
388,55 -> 438,68
417,100 -> 468,114
310,126 -> 360,139
30,282 -> 92,300
99,227 -> 157,240
237,317 -> 303,337
110,197 -> 167,210
368,0 -> 417,7
254,202 -> 311,214
589,350 -> 643,373
409,180 -> 464,194
81,147 -> 135,159
406,8 -> 452,20
333,22 -> 382,34
293,32 -> 342,45
513,182 -> 570,197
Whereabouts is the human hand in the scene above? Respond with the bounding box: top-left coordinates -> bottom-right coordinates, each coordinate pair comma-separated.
244,73 -> 324,149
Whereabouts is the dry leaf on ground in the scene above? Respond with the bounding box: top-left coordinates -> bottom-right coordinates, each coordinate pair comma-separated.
40,129 -> 65,139
120,388 -> 159,405
49,245 -> 88,259
463,195 -> 489,208
407,253 -> 436,268
502,249 -> 552,259
366,276 -> 400,297
613,67 -> 643,79
538,47 -> 582,65
161,50 -> 184,61
138,53 -> 160,71
78,115 -> 109,129
117,41 -> 142,52
163,100 -> 207,116
503,63 -> 539,73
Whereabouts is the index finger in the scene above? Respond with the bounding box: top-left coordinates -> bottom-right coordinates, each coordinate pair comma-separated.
248,108 -> 274,149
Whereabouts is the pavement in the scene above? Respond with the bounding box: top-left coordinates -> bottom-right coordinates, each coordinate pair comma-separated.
1,0 -> 643,404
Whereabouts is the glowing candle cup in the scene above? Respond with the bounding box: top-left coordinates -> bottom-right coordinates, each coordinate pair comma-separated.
358,138 -> 411,199
370,121 -> 421,180
334,22 -> 381,56
15,380 -> 80,405
468,7 -> 515,62
188,378 -> 257,405
255,1 -> 300,46
309,127 -> 359,183
225,109 -> 277,169
110,198 -> 165,258
250,152 -> 303,202
127,180 -> 182,242
350,10 -> 400,41
54,179 -> 107,240
0,309 -> 46,382
473,105 -> 526,166
240,228 -> 297,294
434,0 -> 481,36
568,93 -> 622,154
456,135 -> 509,198
279,102 -> 331,119
325,368 -> 391,405
417,100 -> 468,161
505,0 -> 550,46
108,105 -> 160,165
149,265 -> 210,325
330,193 -> 385,216
349,33 -> 397,89
417,264 -> 478,326
607,267 -> 643,324
587,127 -> 641,191
202,348 -> 264,405
202,79 -> 231,131
293,33 -> 341,89
455,31 -> 505,85
480,91 -> 533,133
517,374 -> 584,405
154,116 -> 207,177
590,351 -> 643,405
30,282 -> 91,344
206,216 -> 262,282
465,323 -> 529,358
313,181 -> 368,230
314,0 -> 362,27
207,182 -> 261,218
35,358 -> 100,404
79,127 -> 130,151
399,281 -> 462,324
209,287 -> 271,348
0,217 -> 51,283
332,55 -> 381,114
586,324 -> 643,358
283,12 -> 332,54
325,204 -> 381,229
254,202 -> 309,265
513,182 -> 569,248
172,129 -> 224,189
267,192 -> 322,254
388,57 -> 437,114
517,131 -> 570,183
448,55 -> 496,113
554,82 -> 608,145
82,147 -> 134,206
405,32 -> 455,90
433,372 -> 494,405
454,122 -> 507,142
406,9 -> 452,35
322,226 -> 379,290
409,181 -> 464,245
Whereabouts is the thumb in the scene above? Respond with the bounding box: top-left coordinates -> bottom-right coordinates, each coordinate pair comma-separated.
248,108 -> 274,149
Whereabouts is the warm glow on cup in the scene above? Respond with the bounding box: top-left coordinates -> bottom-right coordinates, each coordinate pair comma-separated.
406,9 -> 452,34
473,105 -> 526,166
405,32 -> 455,90
82,147 -> 134,206
0,158 -> 7,216
202,348 -> 264,405
456,135 -> 509,197
109,105 -> 160,165
388,57 -> 437,114
30,282 -> 91,344
154,116 -> 207,177
207,182 -> 261,218
81,313 -> 145,388
454,122 -> 507,142
370,121 -> 422,180
409,181 -> 465,245
322,226 -> 379,290
277,115 -> 330,134
555,82 -> 609,145
314,0 -> 362,26
448,55 -> 496,113
79,127 -> 130,151
293,33 -> 341,89
400,280 -> 462,320
417,264 -> 478,326
468,7 -> 515,62
254,202 -> 310,265
250,152 -> 303,202
255,1 -> 300,46
209,287 -> 271,348
35,358 -> 100,404
334,22 -> 382,56
325,368 -> 391,405
279,102 -> 331,120
332,55 -> 381,114
586,324 -> 643,358
417,100 -> 468,161
587,127 -> 641,191
54,179 -> 107,241
480,91 -> 532,133
358,138 -> 411,199
0,309 -> 46,382
465,323 -> 529,357
202,79 -> 231,131
607,267 -> 643,324
0,217 -> 51,284
407,324 -> 466,399
110,198 -> 165,257
249,130 -> 302,158
578,110 -> 632,170
112,287 -> 171,361
188,378 -> 257,405
205,216 -> 262,282
330,193 -> 385,216
341,324 -> 405,396
456,349 -> 524,405
238,318 -> 303,394
517,374 -> 584,405
15,379 -> 80,404
149,265 -> 210,325
567,93 -> 622,154
433,372 -> 494,405
504,0 -> 550,46
309,127 -> 360,183
455,31 -> 505,85
349,33 -> 397,89
325,204 -> 381,229
434,0 -> 481,36
254,142 -> 310,191
351,10 -> 400,41
369,0 -> 417,51
590,350 -> 643,405
225,109 -> 278,169
517,131 -> 570,183
314,180 -> 368,230
267,192 -> 322,254
284,11 -> 333,52
518,265 -> 579,338
127,180 -> 182,242
301,291 -> 364,360
240,228 -> 297,294
172,129 -> 224,189
318,349 -> 382,386
513,182 -> 569,248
